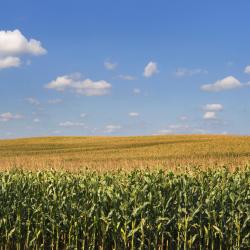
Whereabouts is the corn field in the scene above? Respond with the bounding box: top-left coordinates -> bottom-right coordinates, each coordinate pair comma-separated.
0,168 -> 249,249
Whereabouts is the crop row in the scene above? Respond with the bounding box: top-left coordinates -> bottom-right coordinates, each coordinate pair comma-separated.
0,168 -> 249,249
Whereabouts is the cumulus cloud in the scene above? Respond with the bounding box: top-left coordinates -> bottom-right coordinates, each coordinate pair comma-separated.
202,104 -> 224,120
59,121 -> 85,127
0,29 -> 46,56
45,74 -> 112,96
244,65 -> 250,74
128,112 -> 139,117
0,29 -> 46,69
104,60 -> 117,70
0,56 -> 21,69
203,111 -> 217,120
175,68 -> 208,77
143,61 -> 158,77
104,124 -> 122,133
201,76 -> 242,92
0,112 -> 23,122
204,104 -> 223,111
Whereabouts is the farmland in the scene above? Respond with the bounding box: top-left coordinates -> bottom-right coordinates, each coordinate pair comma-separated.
0,169 -> 249,249
0,135 -> 250,172
0,135 -> 249,249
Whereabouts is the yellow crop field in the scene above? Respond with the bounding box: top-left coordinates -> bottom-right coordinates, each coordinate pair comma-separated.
0,135 -> 250,172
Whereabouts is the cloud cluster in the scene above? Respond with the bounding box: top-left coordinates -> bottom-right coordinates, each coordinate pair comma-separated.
203,103 -> 223,120
0,112 -> 23,122
45,74 -> 112,96
0,29 -> 46,69
143,61 -> 158,77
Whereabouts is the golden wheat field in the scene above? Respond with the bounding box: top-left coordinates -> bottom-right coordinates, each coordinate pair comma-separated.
1,135 -> 250,172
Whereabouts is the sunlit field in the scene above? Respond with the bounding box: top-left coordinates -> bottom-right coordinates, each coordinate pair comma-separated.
0,135 -> 250,172
1,135 -> 250,249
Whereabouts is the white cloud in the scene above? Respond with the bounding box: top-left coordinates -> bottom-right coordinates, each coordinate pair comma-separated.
204,104 -> 223,111
0,29 -> 46,56
33,118 -> 40,123
104,124 -> 122,133
201,76 -> 242,92
203,111 -> 217,120
48,99 -> 62,104
203,104 -> 223,121
0,56 -> 21,69
59,121 -> 85,127
133,88 -> 141,95
129,112 -> 139,117
0,29 -> 46,69
244,65 -> 250,74
45,75 -> 74,91
175,68 -> 208,77
104,60 -> 117,70
117,75 -> 136,80
0,112 -> 23,122
25,97 -> 40,105
45,74 -> 112,96
143,61 -> 158,77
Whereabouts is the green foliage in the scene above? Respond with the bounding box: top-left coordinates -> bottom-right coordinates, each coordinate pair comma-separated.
0,168 -> 249,249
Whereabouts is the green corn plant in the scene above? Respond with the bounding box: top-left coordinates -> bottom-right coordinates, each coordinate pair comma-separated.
0,168 -> 249,249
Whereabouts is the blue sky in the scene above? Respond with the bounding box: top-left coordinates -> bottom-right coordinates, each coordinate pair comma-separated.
1,0 -> 250,138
